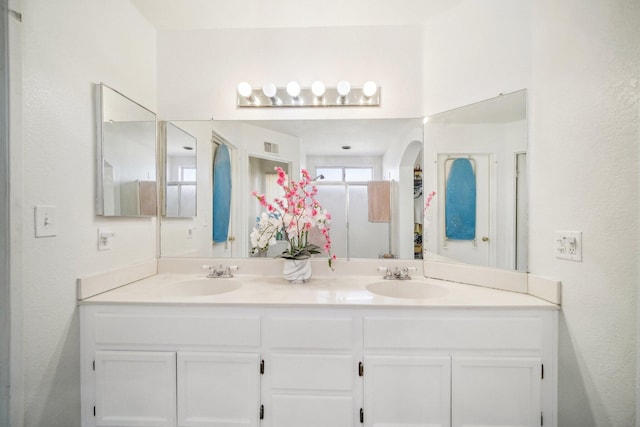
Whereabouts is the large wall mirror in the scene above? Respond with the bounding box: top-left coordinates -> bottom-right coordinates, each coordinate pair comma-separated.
423,90 -> 528,271
159,91 -> 528,272
159,119 -> 424,260
96,83 -> 157,217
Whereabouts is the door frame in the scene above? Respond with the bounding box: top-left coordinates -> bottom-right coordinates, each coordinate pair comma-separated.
0,1 -> 11,425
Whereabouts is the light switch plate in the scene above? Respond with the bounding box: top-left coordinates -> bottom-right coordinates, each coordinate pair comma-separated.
555,231 -> 582,261
34,205 -> 57,237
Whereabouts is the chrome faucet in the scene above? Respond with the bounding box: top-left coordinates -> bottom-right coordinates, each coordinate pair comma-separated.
202,264 -> 237,278
378,266 -> 416,280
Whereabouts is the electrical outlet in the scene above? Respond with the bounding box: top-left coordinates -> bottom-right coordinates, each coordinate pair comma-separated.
98,229 -> 115,251
555,231 -> 582,261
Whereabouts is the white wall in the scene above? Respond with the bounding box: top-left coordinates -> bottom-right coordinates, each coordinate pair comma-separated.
530,1 -> 639,425
17,0 -> 157,425
157,26 -> 423,120
422,0 -> 532,115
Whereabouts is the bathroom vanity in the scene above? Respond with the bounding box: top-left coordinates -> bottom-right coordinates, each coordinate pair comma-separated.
79,263 -> 558,427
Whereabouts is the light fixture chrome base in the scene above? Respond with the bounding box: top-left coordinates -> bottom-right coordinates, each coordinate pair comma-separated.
237,87 -> 381,108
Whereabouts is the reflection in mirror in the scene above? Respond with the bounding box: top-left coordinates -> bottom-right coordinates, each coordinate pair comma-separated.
423,89 -> 528,271
248,156 -> 290,257
96,83 -> 157,217
159,119 -> 424,260
161,122 -> 197,217
159,121 -> 238,259
249,119 -> 423,260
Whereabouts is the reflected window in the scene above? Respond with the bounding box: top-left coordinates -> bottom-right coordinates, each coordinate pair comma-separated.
181,166 -> 196,182
316,166 -> 373,182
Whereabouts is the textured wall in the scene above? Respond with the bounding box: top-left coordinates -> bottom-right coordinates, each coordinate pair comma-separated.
424,0 -> 640,424
19,0 -> 157,425
530,1 -> 639,425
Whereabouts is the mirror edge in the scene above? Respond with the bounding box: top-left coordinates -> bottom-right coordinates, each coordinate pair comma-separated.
423,259 -> 528,292
95,82 -> 106,216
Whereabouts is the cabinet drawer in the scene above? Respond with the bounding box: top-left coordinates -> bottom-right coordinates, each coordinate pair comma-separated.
269,317 -> 354,350
364,316 -> 543,351
271,353 -> 355,391
94,313 -> 260,348
271,395 -> 354,427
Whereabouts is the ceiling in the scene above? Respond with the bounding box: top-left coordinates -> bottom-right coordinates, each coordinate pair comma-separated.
129,0 -> 465,30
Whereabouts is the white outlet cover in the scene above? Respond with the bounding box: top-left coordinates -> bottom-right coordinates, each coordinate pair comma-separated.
98,228 -> 113,251
555,231 -> 582,262
34,205 -> 57,237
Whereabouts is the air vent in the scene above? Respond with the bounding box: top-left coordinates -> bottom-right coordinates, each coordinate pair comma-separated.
264,141 -> 279,154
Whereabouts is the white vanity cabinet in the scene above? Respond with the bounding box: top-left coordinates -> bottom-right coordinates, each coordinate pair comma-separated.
362,310 -> 553,427
81,306 -> 263,427
81,305 -> 557,427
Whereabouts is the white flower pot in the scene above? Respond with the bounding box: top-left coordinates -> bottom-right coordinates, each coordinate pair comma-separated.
282,258 -> 312,284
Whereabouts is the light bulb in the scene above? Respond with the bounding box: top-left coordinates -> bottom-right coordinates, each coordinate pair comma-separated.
286,81 -> 301,98
337,80 -> 351,97
237,81 -> 253,98
262,83 -> 277,98
363,81 -> 378,97
311,81 -> 326,97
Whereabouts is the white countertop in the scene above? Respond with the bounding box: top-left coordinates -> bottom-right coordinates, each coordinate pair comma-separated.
80,272 -> 559,309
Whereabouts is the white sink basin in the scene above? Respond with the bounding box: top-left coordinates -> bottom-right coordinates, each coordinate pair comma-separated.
366,281 -> 449,299
162,278 -> 241,297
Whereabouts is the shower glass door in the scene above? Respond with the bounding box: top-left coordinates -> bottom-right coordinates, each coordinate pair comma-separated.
315,183 -> 389,259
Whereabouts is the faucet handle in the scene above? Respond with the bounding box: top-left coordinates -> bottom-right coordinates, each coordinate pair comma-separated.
399,266 -> 417,279
223,265 -> 239,276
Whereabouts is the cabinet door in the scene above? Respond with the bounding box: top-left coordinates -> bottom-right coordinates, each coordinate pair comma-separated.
95,351 -> 176,427
363,355 -> 451,427
452,356 -> 541,427
269,353 -> 356,427
177,352 -> 261,427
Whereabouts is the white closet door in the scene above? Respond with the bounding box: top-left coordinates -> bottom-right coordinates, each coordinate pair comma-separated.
364,355 -> 451,427
95,351 -> 176,427
177,352 -> 261,427
452,356 -> 542,427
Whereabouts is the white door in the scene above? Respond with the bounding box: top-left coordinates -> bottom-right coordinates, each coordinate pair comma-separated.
177,352 -> 261,427
437,154 -> 493,267
363,355 -> 451,427
452,356 -> 542,427
94,351 -> 176,427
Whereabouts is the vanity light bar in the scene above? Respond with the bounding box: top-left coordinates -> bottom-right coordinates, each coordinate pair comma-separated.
236,81 -> 381,108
